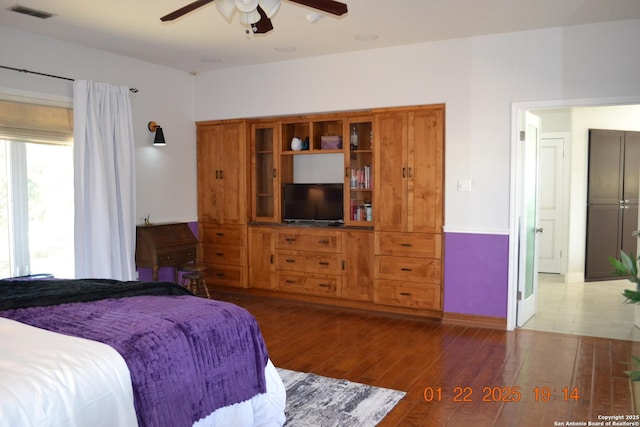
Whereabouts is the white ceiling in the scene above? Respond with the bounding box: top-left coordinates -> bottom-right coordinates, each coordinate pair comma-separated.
1,0 -> 640,74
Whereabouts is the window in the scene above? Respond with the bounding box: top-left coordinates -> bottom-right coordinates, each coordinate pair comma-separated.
0,139 -> 74,278
0,98 -> 74,278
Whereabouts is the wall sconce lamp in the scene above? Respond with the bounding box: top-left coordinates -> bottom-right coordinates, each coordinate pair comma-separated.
148,121 -> 166,146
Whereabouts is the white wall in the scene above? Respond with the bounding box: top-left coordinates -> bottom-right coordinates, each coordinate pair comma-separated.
2,18 -> 640,234
194,19 -> 640,233
0,26 -> 197,225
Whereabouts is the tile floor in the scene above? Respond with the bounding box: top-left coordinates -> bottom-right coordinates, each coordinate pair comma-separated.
520,273 -> 640,341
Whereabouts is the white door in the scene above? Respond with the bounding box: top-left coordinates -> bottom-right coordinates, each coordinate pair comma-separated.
517,112 -> 541,327
537,136 -> 565,273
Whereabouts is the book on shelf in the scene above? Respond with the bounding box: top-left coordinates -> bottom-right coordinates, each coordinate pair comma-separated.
349,166 -> 371,189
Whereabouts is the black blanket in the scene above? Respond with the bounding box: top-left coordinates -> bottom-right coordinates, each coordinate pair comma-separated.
0,278 -> 193,311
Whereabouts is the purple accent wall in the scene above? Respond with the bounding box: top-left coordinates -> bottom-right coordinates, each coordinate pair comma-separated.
136,221 -> 198,283
443,232 -> 509,318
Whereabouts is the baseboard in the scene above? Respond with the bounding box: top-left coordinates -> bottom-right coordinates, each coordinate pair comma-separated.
442,312 -> 507,330
564,272 -> 585,283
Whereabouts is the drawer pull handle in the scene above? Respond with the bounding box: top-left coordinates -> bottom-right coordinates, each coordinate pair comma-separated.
216,253 -> 224,256
319,283 -> 330,288
318,262 -> 329,266
286,259 -> 296,263
318,240 -> 329,244
400,292 -> 412,296
400,243 -> 413,247
286,280 -> 296,284
400,267 -> 412,272
216,273 -> 224,277
285,238 -> 296,242
216,232 -> 224,236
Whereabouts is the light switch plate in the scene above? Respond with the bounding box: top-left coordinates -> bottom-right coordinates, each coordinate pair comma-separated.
457,178 -> 472,192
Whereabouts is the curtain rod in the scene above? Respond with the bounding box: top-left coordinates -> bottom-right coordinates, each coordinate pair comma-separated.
0,65 -> 139,93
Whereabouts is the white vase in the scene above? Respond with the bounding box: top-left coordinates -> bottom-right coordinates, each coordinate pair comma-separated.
291,137 -> 302,151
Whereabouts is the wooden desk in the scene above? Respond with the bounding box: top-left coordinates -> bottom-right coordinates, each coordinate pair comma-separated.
135,223 -> 197,281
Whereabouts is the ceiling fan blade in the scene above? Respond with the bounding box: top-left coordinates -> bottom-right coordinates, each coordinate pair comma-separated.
161,0 -> 216,22
253,5 -> 274,33
287,0 -> 347,16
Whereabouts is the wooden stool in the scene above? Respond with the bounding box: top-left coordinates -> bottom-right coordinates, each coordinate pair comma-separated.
178,263 -> 211,299
181,272 -> 211,299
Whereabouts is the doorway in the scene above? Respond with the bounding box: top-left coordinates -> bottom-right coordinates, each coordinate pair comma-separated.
508,100 -> 640,335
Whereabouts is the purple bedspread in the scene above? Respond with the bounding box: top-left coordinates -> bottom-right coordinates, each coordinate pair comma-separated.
0,295 -> 269,427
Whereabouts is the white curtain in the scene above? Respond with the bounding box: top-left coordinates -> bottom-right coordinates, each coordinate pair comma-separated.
73,80 -> 136,280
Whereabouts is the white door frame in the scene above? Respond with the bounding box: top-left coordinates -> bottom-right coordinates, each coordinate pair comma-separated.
506,95 -> 640,331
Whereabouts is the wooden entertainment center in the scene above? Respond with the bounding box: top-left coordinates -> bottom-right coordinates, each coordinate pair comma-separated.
196,104 -> 444,319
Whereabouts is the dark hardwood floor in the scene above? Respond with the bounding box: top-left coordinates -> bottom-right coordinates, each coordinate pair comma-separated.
211,291 -> 640,426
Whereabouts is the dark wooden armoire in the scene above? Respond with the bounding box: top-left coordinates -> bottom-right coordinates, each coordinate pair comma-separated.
585,129 -> 640,280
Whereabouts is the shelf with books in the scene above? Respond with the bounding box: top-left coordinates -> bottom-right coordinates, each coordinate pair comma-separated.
345,118 -> 374,225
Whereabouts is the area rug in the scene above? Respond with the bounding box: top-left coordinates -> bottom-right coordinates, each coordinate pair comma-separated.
277,368 -> 406,427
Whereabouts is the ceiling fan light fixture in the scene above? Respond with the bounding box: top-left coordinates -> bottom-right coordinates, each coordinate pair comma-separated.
235,0 -> 259,13
258,0 -> 281,18
215,0 -> 237,21
239,10 -> 261,25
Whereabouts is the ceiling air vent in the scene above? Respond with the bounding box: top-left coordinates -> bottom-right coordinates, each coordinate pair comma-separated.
9,5 -> 54,19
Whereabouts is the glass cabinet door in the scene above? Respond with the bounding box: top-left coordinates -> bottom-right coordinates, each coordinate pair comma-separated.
252,124 -> 279,221
345,118 -> 373,225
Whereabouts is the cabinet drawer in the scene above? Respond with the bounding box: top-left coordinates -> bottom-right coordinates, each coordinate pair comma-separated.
375,232 -> 441,258
276,271 -> 339,297
155,245 -> 197,267
374,256 -> 441,283
276,250 -> 342,274
374,280 -> 441,310
276,229 -> 342,253
201,244 -> 246,266
205,264 -> 245,288
200,224 -> 246,246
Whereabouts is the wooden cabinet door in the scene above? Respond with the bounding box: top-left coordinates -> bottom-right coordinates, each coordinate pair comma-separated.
374,108 -> 443,233
343,230 -> 373,301
218,122 -> 246,224
248,226 -> 275,289
587,129 -> 623,205
408,108 -> 444,233
197,122 -> 246,224
374,112 -> 408,232
197,125 -> 220,223
623,131 -> 640,204
251,122 -> 280,222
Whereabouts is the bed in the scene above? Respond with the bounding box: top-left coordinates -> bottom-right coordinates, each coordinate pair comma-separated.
0,278 -> 286,427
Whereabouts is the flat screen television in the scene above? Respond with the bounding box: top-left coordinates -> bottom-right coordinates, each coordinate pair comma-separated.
282,183 -> 344,223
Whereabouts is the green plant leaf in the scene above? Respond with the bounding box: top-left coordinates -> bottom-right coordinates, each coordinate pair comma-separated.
625,370 -> 640,381
623,290 -> 640,304
620,251 -> 638,277
609,251 -> 640,289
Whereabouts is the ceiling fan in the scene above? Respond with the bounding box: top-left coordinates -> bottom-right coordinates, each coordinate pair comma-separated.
161,0 -> 348,34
